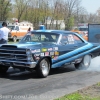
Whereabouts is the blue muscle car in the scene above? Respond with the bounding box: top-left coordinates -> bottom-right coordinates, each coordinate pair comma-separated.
0,28 -> 100,78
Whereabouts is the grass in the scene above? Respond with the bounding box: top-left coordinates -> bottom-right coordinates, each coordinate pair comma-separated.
55,82 -> 100,100
8,41 -> 18,44
8,42 -> 14,44
55,93 -> 84,100
55,92 -> 100,100
97,82 -> 100,86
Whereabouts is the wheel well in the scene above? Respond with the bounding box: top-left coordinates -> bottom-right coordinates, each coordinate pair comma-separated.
83,54 -> 92,57
13,35 -> 17,38
47,57 -> 52,67
88,53 -> 93,58
77,54 -> 92,64
43,57 -> 52,68
36,57 -> 52,68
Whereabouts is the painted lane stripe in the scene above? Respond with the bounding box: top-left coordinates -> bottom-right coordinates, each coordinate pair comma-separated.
52,45 -> 100,68
52,43 -> 93,63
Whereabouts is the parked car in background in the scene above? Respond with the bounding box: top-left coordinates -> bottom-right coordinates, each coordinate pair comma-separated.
8,22 -> 33,42
0,28 -> 100,78
71,26 -> 88,41
78,26 -> 88,35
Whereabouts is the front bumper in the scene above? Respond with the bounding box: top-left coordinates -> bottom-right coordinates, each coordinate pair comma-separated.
0,60 -> 37,68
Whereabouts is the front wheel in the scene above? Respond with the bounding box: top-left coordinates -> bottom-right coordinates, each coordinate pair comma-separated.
0,65 -> 9,73
36,58 -> 50,78
75,55 -> 91,70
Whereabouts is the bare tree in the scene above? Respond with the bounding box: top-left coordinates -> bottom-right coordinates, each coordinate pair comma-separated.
14,0 -> 29,22
62,0 -> 82,30
96,8 -> 100,23
26,0 -> 41,29
25,0 -> 51,29
47,0 -> 64,29
10,0 -> 90,30
86,13 -> 98,23
74,1 -> 87,26
0,0 -> 11,21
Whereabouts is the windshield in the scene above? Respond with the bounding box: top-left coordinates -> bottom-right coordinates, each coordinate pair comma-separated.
7,26 -> 15,30
79,28 -> 88,31
19,32 -> 59,43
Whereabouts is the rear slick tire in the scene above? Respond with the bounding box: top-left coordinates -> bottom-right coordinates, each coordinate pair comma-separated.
75,55 -> 91,70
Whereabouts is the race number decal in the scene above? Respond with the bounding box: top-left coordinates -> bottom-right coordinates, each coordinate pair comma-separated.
67,35 -> 74,44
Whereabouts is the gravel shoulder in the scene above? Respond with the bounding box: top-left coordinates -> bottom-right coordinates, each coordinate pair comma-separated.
78,82 -> 100,98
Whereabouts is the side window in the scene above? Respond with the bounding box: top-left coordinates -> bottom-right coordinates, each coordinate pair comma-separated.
31,34 -> 40,41
51,35 -> 57,41
41,34 -> 46,41
60,34 -> 83,45
73,34 -> 83,44
60,35 -> 68,45
15,26 -> 19,31
41,34 -> 58,42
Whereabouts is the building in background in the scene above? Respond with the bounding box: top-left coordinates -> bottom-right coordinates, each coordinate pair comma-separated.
45,20 -> 65,30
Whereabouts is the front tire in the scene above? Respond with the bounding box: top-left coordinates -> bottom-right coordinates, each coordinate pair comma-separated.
36,58 -> 50,78
75,55 -> 91,70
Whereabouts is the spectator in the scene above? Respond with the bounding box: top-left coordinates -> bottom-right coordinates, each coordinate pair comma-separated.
27,27 -> 31,32
0,22 -> 10,44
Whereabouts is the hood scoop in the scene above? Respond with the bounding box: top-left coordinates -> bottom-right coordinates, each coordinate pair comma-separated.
1,45 -> 17,48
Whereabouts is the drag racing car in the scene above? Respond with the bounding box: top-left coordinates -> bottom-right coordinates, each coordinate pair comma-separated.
0,28 -> 100,78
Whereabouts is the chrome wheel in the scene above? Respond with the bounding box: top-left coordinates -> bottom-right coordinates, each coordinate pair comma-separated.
41,59 -> 50,76
37,58 -> 50,78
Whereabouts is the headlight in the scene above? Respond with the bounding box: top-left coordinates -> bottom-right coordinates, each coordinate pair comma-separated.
26,49 -> 31,55
27,56 -> 34,61
27,56 -> 31,61
26,49 -> 34,61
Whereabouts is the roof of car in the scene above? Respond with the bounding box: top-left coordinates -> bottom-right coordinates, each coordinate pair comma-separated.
32,30 -> 74,35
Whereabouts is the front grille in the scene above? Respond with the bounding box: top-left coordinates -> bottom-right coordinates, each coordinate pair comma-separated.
0,48 -> 27,62
1,45 -> 17,48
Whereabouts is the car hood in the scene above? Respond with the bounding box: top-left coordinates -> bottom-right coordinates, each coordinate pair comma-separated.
0,42 -> 56,49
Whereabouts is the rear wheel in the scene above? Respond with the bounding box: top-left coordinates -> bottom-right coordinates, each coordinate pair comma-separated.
36,58 -> 50,78
13,36 -> 17,42
75,55 -> 91,70
0,65 -> 9,73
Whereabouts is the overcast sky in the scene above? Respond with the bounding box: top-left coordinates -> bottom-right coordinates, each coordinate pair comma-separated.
81,0 -> 100,13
